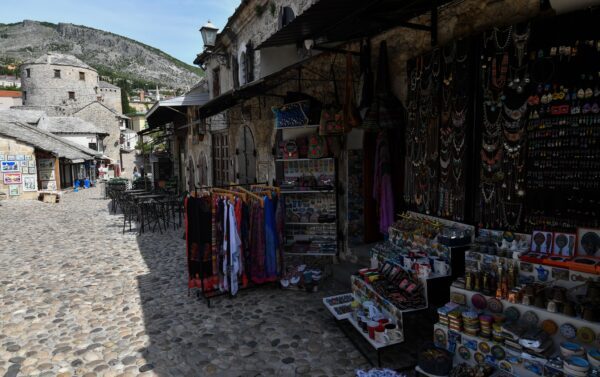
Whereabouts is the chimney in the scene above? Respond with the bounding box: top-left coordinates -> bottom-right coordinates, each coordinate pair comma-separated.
139,90 -> 145,102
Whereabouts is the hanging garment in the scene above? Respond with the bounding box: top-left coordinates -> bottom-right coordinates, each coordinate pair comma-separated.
264,196 -> 278,279
249,202 -> 266,284
373,131 -> 394,235
227,201 -> 242,295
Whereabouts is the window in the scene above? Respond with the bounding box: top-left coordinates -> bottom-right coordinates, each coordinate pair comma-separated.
231,55 -> 239,89
23,91 -> 27,101
68,91 -> 75,100
88,143 -> 97,150
212,132 -> 230,186
79,72 -> 85,81
279,6 -> 295,29
212,68 -> 220,97
54,69 -> 61,78
243,42 -> 255,84
26,68 -> 31,78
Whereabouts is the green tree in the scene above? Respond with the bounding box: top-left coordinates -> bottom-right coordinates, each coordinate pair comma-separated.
120,85 -> 134,114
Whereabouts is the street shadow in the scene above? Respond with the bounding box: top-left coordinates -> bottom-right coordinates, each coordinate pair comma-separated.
131,219 -> 377,377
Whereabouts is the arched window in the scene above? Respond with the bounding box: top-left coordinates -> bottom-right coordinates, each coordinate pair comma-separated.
279,6 -> 295,29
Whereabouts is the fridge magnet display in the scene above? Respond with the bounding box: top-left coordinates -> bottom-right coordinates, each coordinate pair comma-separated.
6,155 -> 15,160
0,155 -> 4,160
22,175 -> 38,192
553,232 -> 576,256
28,167 -> 36,174
21,167 -> 28,174
25,155 -> 32,160
531,230 -> 553,253
8,185 -> 19,196
15,155 -> 25,161
27,160 -> 35,167
3,172 -> 22,184
577,228 -> 600,257
1,161 -> 19,172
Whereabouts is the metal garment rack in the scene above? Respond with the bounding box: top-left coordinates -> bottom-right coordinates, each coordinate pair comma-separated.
188,182 -> 271,307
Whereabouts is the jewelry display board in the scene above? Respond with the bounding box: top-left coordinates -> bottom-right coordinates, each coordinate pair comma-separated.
405,39 -> 472,222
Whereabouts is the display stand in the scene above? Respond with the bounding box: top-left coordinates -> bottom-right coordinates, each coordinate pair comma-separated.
275,124 -> 339,280
323,292 -> 405,367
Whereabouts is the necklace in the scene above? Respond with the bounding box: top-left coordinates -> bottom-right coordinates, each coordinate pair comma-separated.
503,129 -> 524,142
481,148 -> 504,165
493,26 -> 513,50
482,183 -> 496,203
491,53 -> 509,89
503,100 -> 528,120
501,201 -> 523,229
513,23 -> 530,67
453,132 -> 465,153
482,138 -> 499,152
431,49 -> 441,78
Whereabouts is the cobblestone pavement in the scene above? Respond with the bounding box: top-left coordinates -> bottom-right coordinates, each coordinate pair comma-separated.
0,188 -> 369,377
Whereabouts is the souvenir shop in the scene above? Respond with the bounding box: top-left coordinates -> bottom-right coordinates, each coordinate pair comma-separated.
322,6 -> 600,377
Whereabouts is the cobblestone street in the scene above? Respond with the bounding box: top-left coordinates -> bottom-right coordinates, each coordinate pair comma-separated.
0,188 -> 368,377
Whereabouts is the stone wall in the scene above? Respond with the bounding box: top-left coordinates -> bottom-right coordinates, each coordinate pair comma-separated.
99,87 -> 123,114
74,103 -> 121,163
0,136 -> 38,200
119,151 -> 136,179
20,63 -> 99,116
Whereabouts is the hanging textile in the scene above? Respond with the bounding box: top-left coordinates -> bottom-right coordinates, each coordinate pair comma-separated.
373,131 -> 394,235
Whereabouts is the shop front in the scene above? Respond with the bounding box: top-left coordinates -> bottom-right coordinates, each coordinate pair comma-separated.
247,0 -> 600,375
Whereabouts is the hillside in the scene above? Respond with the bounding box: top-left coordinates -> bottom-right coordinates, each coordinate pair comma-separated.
0,20 -> 203,90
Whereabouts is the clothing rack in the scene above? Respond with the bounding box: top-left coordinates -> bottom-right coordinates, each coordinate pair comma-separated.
186,182 -> 279,307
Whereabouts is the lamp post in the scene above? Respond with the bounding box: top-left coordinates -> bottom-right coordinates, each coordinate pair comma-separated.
200,21 -> 218,49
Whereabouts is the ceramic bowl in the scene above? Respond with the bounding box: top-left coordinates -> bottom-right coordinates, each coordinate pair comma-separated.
564,356 -> 590,372
560,341 -> 585,358
587,349 -> 600,368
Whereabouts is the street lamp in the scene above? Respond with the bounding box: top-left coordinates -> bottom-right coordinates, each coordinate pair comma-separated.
200,21 -> 218,49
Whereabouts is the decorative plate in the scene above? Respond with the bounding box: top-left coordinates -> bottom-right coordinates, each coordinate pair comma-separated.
560,323 -> 577,340
577,326 -> 595,344
487,297 -> 503,313
458,346 -> 471,360
474,352 -> 485,364
464,339 -> 478,351
504,306 -> 520,322
478,342 -> 490,354
498,360 -> 513,373
542,319 -> 558,335
491,345 -> 506,360
522,310 -> 539,326
434,328 -> 447,346
471,294 -> 487,310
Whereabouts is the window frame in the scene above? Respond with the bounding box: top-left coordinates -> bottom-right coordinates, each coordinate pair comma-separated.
26,68 -> 31,78
68,91 -> 76,100
54,69 -> 61,78
79,72 -> 85,81
212,132 -> 230,187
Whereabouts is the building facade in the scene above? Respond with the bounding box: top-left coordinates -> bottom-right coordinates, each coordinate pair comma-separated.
18,52 -> 126,165
0,90 -> 22,110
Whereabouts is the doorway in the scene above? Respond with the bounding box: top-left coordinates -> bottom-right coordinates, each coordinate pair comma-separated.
236,125 -> 256,184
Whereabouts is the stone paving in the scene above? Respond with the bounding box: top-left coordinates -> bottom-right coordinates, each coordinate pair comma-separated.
0,187 -> 370,377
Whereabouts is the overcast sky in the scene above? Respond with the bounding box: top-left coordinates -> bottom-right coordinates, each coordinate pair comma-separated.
0,0 -> 239,65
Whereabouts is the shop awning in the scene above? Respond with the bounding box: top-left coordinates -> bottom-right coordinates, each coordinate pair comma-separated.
146,90 -> 210,129
257,0 -> 450,49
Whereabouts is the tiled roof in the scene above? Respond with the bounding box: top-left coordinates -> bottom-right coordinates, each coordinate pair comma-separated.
24,52 -> 94,70
0,90 -> 21,98
37,116 -> 107,135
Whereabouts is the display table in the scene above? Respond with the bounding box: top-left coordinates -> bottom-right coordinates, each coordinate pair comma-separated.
324,293 -> 404,367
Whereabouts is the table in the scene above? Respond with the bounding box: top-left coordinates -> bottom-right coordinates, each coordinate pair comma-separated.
135,194 -> 166,234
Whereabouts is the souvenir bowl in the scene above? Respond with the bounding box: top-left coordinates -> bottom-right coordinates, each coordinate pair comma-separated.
564,356 -> 590,373
471,294 -> 487,310
560,341 -> 585,358
588,349 -> 600,368
560,323 -> 577,340
577,326 -> 596,344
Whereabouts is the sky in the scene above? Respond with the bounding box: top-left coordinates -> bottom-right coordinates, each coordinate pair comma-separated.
0,0 -> 240,65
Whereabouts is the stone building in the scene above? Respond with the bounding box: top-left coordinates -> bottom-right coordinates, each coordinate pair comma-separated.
177,0 -> 594,261
18,52 -> 126,164
0,90 -> 21,110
